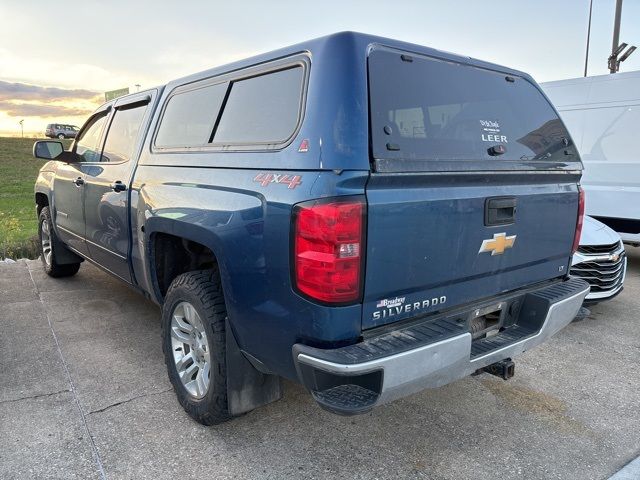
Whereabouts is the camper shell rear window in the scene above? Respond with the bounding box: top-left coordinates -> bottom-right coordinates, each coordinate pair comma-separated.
368,48 -> 577,166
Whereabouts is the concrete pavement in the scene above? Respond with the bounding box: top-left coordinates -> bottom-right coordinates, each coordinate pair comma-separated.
1,249 -> 639,479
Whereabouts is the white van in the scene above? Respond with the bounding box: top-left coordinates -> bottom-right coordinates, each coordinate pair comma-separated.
542,71 -> 640,245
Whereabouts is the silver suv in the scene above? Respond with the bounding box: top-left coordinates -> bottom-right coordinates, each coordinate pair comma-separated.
45,124 -> 79,139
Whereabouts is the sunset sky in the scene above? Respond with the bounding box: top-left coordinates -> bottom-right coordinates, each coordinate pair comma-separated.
1,0 -> 639,136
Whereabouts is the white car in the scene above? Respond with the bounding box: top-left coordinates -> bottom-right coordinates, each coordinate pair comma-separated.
571,216 -> 627,304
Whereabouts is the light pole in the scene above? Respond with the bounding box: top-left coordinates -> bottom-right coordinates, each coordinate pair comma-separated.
611,0 -> 623,58
608,0 -> 637,73
135,84 -> 141,92
18,119 -> 24,138
584,0 -> 594,77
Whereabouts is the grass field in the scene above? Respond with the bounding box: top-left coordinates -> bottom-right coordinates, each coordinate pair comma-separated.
0,137 -> 72,258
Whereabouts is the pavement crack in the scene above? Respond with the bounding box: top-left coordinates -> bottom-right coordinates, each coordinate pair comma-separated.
28,268 -> 107,480
0,389 -> 71,405
87,388 -> 173,416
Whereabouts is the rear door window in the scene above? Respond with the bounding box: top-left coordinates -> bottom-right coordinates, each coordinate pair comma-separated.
369,48 -> 576,165
101,104 -> 148,162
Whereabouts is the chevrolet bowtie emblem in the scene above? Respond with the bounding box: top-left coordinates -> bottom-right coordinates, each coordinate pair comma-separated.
479,232 -> 517,255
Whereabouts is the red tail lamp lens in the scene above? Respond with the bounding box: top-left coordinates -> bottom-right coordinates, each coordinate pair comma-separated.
293,198 -> 365,304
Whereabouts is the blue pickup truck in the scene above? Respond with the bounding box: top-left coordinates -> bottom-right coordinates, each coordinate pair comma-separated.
32,32 -> 589,425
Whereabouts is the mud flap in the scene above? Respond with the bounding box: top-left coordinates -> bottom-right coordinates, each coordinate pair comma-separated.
52,228 -> 83,265
225,318 -> 282,416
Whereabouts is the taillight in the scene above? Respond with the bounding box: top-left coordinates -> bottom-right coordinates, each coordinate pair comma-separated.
292,197 -> 365,304
571,186 -> 585,254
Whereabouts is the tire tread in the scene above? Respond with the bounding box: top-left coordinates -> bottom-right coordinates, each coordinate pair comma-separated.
38,206 -> 81,278
161,269 -> 230,425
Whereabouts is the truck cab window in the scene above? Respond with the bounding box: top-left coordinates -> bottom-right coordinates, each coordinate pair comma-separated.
76,114 -> 108,162
102,105 -> 147,163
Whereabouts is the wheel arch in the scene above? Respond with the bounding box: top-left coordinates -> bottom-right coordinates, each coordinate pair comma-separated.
144,217 -> 230,304
35,191 -> 49,215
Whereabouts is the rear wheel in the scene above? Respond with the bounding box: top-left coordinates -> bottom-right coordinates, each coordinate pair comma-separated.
38,206 -> 81,277
162,269 -> 230,425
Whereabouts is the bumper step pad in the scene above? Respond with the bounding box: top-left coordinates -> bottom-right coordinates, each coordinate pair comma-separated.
471,325 -> 536,358
313,385 -> 379,414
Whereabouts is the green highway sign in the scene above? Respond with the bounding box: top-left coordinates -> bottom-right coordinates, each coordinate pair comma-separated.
105,87 -> 130,102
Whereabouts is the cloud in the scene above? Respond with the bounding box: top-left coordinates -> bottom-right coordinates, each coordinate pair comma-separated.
0,80 -> 102,121
0,100 -> 94,118
0,47 -> 158,92
0,80 -> 102,103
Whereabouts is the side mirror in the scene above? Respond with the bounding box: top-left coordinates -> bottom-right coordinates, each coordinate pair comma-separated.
33,140 -> 64,160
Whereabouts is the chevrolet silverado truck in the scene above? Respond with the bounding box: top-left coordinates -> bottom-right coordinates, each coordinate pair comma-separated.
32,32 -> 589,425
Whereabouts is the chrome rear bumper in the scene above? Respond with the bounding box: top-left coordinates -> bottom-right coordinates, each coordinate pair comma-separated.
294,278 -> 590,415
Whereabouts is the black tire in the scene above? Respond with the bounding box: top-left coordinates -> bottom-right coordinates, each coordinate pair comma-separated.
162,269 -> 230,425
38,206 -> 81,278
57,133 -> 65,139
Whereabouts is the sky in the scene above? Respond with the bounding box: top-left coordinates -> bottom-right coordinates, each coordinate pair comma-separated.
0,0 -> 639,136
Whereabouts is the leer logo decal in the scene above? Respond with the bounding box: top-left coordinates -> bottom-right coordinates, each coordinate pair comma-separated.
479,232 -> 516,255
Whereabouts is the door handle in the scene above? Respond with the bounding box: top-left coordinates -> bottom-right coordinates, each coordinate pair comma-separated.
110,181 -> 126,192
73,177 -> 84,186
485,196 -> 516,226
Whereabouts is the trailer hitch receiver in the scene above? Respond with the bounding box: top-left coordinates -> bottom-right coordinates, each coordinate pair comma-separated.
483,358 -> 515,380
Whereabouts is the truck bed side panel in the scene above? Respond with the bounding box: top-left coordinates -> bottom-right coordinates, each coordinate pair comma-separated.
130,165 -> 368,379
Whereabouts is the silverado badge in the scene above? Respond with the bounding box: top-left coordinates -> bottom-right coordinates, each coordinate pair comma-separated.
479,232 -> 516,255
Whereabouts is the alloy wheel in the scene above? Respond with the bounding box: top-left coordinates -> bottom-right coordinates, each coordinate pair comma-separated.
41,218 -> 52,267
170,301 -> 211,399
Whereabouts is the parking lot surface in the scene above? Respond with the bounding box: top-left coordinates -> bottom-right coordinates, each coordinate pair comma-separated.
1,249 -> 639,480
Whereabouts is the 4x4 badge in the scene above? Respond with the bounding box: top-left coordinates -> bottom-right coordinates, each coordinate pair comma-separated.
253,173 -> 302,189
479,232 -> 516,255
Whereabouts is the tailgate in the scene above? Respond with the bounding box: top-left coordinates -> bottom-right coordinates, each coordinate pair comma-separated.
363,46 -> 582,329
362,172 -> 580,329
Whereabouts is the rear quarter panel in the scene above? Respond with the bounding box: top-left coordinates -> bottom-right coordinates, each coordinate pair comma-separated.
130,164 -> 368,379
